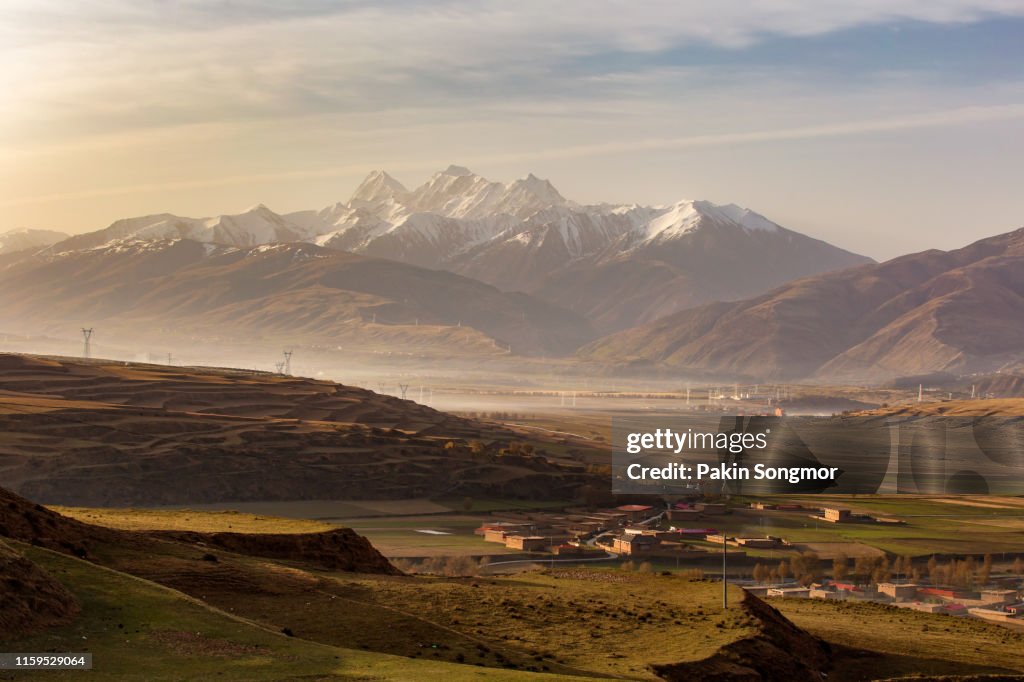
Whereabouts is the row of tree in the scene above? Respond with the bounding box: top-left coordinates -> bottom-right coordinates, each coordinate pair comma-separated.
752,552 -> 1024,588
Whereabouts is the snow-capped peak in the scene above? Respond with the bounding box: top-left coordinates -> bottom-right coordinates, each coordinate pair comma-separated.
350,170 -> 409,204
642,199 -> 780,242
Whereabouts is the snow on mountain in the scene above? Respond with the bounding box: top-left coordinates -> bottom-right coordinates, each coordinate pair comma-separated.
49,205 -> 317,253
0,228 -> 69,254
33,166 -> 870,332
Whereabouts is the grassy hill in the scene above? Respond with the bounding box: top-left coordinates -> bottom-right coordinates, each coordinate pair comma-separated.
0,354 -> 599,506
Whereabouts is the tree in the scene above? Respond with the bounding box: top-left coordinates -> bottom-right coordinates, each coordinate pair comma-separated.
871,557 -> 891,585
832,552 -> 849,581
462,496 -> 474,512
753,563 -> 767,584
777,560 -> 790,582
1014,556 -> 1023,577
978,554 -> 993,587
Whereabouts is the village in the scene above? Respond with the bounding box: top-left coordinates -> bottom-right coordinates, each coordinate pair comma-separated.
473,498 -> 1024,626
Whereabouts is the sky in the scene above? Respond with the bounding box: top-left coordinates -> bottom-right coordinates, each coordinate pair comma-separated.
2,1 -> 1023,260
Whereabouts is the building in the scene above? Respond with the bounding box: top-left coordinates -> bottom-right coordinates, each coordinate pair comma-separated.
734,536 -> 783,549
878,583 -> 920,601
611,534 -> 659,555
504,535 -> 547,551
809,588 -> 842,600
822,507 -> 852,523
615,505 -> 654,523
694,502 -> 727,515
483,529 -> 509,543
980,590 -> 1018,606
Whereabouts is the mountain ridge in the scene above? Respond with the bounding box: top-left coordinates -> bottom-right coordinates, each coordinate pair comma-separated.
37,166 -> 872,333
579,226 -> 1024,381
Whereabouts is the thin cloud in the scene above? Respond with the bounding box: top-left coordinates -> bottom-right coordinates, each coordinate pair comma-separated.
3,102 -> 1021,209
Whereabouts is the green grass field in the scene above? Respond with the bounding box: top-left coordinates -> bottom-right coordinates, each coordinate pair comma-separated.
3,544 -> 592,682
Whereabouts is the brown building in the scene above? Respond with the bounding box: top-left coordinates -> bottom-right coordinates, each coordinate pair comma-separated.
504,535 -> 547,551
484,529 -> 509,543
612,534 -> 659,555
877,583 -> 919,600
822,507 -> 852,523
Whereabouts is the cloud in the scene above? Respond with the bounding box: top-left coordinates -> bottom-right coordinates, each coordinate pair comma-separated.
4,0 -> 1023,140
3,101 -> 1021,209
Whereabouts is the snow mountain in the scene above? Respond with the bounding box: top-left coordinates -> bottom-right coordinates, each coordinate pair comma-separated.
41,166 -> 872,333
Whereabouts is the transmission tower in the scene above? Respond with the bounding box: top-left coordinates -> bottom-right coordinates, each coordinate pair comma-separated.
282,350 -> 292,376
398,384 -> 409,400
81,328 -> 93,359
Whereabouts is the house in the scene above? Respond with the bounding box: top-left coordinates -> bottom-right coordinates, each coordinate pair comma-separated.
980,590 -> 1018,606
822,507 -> 851,523
809,588 -> 842,600
612,534 -> 659,555
504,535 -> 547,551
694,502 -> 727,515
1006,603 -> 1024,615
877,583 -> 919,601
767,587 -> 810,598
484,529 -> 510,543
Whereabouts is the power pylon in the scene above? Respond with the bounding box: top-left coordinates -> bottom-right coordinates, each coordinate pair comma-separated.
81,328 -> 93,359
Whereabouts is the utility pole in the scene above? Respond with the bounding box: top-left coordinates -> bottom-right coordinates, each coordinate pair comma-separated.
722,533 -> 728,609
167,353 -> 173,366
81,328 -> 93,359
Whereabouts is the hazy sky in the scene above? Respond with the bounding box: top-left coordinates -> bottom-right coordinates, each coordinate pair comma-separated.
3,1 -> 1023,260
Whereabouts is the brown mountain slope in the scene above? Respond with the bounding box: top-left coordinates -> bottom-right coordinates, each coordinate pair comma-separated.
580,226 -> 1024,382
0,239 -> 594,356
0,354 -> 596,506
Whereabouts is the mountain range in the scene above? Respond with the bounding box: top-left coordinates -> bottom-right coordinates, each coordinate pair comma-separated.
0,239 -> 592,356
25,166 -> 871,333
580,227 -> 1024,382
